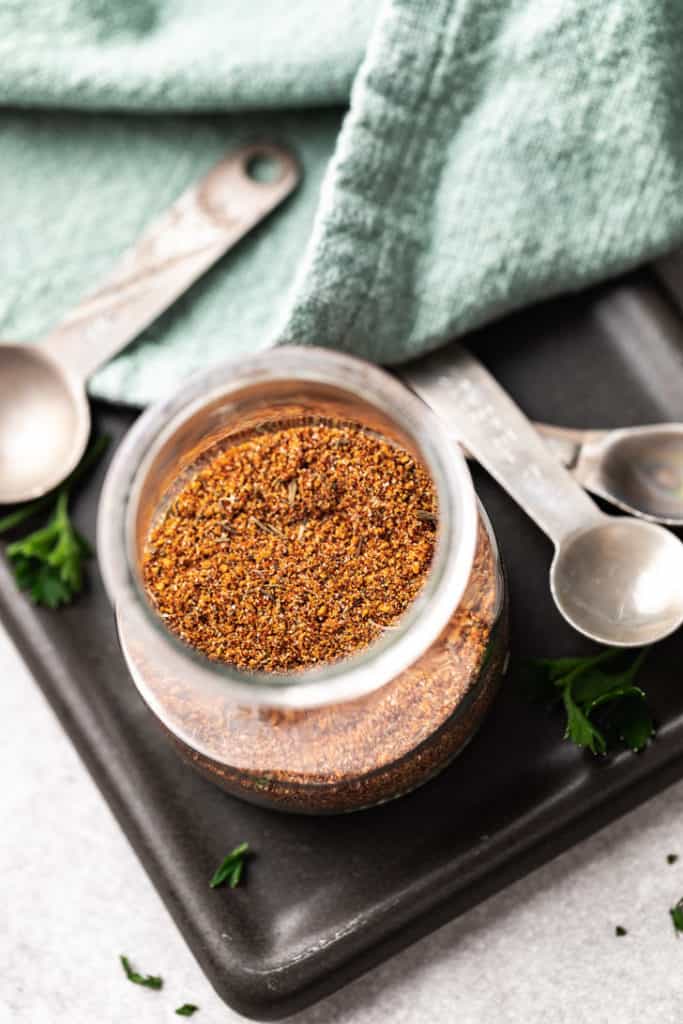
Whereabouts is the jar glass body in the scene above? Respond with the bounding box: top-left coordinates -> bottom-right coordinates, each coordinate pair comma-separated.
99,347 -> 508,814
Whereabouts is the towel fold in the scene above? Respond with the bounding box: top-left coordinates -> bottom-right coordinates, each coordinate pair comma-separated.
3,0 -> 683,405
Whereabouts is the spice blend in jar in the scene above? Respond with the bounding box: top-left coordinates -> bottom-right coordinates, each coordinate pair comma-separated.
137,416 -> 507,814
143,422 -> 438,671
158,515 -> 506,813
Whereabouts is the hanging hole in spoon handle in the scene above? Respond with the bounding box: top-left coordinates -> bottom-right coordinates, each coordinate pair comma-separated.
245,149 -> 287,184
198,143 -> 300,228
401,343 -> 605,547
39,142 -> 300,382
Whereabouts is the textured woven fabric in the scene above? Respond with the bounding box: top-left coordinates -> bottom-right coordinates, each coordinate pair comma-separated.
280,0 -> 683,362
0,1 -> 376,110
3,0 -> 683,405
1,108 -> 343,405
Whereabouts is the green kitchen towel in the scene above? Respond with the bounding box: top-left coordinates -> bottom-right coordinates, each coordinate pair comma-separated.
3,1 -> 683,406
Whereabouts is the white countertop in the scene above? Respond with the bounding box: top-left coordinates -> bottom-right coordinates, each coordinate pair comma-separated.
2,620 -> 683,1024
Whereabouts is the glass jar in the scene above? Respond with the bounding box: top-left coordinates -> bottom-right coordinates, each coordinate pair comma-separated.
98,347 -> 508,814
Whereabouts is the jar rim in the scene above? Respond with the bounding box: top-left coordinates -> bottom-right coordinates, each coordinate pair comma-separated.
98,346 -> 479,708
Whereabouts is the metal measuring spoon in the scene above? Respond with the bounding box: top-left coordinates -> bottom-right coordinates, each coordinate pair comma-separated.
403,345 -> 683,646
0,143 -> 300,505
532,422 -> 683,526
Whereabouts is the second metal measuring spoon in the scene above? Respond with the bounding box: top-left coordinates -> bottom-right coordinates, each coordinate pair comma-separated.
0,143 -> 300,505
403,344 -> 683,646
532,421 -> 683,526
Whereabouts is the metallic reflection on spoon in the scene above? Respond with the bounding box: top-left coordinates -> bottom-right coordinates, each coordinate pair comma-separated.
534,422 -> 683,526
405,345 -> 683,647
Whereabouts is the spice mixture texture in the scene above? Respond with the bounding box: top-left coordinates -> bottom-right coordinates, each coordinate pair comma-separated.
146,516 -> 506,813
143,422 -> 437,672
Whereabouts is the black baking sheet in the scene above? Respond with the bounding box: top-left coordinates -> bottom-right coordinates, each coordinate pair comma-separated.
3,267 -> 683,1019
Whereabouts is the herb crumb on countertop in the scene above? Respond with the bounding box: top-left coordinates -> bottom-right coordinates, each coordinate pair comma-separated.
119,954 -> 163,989
670,899 -> 683,934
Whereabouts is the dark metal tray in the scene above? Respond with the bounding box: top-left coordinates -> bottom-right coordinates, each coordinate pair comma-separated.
3,267 -> 683,1020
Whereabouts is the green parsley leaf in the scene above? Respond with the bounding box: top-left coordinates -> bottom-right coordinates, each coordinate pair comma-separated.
209,842 -> 249,889
6,491 -> 90,607
518,647 -> 652,755
670,901 -> 683,935
2,436 -> 108,608
571,648 -> 649,706
176,1005 -> 199,1017
119,954 -> 163,989
11,555 -> 72,608
563,686 -> 606,754
517,648 -> 623,704
615,925 -> 627,936
668,854 -> 679,865
606,693 -> 654,753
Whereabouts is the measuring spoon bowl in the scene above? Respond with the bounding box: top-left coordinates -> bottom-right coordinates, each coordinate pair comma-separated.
403,344 -> 683,647
533,422 -> 683,525
587,424 -> 683,525
0,344 -> 89,503
551,517 -> 683,646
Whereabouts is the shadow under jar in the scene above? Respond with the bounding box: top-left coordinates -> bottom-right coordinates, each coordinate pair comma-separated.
98,347 -> 508,814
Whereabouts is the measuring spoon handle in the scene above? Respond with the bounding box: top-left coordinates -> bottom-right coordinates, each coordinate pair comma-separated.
41,144 -> 300,380
401,343 -> 605,547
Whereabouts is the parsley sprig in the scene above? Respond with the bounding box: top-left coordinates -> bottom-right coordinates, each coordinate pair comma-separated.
518,647 -> 653,754
209,842 -> 249,889
176,1005 -> 199,1017
120,954 -> 163,989
0,435 -> 108,607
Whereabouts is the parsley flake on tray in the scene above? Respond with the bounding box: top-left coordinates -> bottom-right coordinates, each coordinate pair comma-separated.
518,647 -> 653,755
210,842 -> 249,889
176,1005 -> 199,1017
6,489 -> 92,608
0,434 -> 109,608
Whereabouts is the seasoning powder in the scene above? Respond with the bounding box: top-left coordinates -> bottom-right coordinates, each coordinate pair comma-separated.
138,419 -> 507,814
141,517 -> 505,814
143,423 -> 437,672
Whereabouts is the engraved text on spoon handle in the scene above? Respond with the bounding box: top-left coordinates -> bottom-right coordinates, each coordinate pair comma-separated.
402,344 -> 605,547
